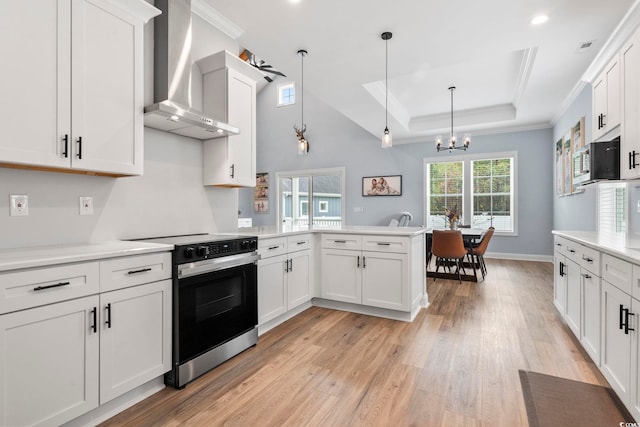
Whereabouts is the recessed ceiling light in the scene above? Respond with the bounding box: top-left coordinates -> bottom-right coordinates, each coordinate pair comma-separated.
531,15 -> 549,25
289,0 -> 302,3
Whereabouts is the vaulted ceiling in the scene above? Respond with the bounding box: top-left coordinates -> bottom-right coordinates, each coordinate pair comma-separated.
201,0 -> 639,143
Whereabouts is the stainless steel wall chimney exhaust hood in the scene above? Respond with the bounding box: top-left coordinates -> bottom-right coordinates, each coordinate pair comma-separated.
144,0 -> 239,140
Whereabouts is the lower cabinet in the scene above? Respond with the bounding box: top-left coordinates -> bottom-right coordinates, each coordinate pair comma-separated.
0,296 -> 100,427
565,258 -> 581,337
257,234 -> 312,326
320,248 -> 361,304
99,279 -> 172,404
581,271 -> 601,364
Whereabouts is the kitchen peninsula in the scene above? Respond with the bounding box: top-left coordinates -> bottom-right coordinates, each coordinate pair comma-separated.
238,225 -> 428,333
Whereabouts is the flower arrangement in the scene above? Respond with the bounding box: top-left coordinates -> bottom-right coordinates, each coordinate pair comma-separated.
445,205 -> 459,229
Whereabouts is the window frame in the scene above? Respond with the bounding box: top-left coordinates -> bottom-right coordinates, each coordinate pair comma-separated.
318,200 -> 329,213
277,82 -> 296,107
276,167 -> 346,227
424,151 -> 518,236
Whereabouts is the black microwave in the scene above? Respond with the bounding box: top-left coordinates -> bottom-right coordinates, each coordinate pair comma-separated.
572,138 -> 620,185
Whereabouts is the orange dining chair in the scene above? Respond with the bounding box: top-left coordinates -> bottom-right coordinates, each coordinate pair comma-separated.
431,230 -> 467,283
467,227 -> 495,279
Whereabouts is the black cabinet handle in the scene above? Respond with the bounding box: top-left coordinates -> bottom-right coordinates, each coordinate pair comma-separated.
626,310 -> 635,334
34,281 -> 70,291
363,256 -> 366,268
377,242 -> 391,246
230,163 -> 235,178
582,256 -> 593,263
581,273 -> 591,279
357,256 -> 360,268
297,241 -> 306,245
62,134 -> 69,158
105,303 -> 112,328
284,259 -> 289,273
127,267 -> 152,275
559,261 -> 565,277
334,240 -> 347,243
90,307 -> 97,333
268,245 -> 279,250
568,249 -> 576,253
555,242 -> 562,247
76,136 -> 82,159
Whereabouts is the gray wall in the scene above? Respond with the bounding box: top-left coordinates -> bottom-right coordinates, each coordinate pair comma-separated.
551,85 -> 597,231
0,11 -> 242,250
241,80 -> 555,257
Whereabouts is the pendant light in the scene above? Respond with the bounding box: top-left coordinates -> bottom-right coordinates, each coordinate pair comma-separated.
381,32 -> 392,148
435,86 -> 470,152
293,49 -> 309,155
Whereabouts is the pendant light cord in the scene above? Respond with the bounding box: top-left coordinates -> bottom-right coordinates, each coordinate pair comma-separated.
385,37 -> 388,128
450,87 -> 454,138
301,51 -> 304,127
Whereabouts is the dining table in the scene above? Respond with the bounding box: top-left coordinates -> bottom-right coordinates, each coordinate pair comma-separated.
426,227 -> 486,282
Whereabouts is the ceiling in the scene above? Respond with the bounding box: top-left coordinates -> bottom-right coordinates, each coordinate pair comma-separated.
201,0 -> 639,144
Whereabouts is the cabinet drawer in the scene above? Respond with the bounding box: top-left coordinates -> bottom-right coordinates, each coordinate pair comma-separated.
258,237 -> 287,258
553,236 -> 569,252
321,234 -> 362,250
287,234 -> 312,253
563,240 -> 581,263
362,235 -> 408,254
0,262 -> 99,314
602,253 -> 632,294
100,252 -> 172,292
579,245 -> 601,276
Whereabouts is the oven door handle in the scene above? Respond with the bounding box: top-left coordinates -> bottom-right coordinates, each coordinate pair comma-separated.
178,252 -> 261,278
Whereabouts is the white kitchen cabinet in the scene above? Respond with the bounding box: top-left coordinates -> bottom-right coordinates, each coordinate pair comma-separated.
202,52 -> 259,187
592,54 -> 621,142
565,258 -> 581,337
0,296 -> 100,427
320,233 -> 410,311
622,27 -> 640,178
257,234 -> 313,325
99,279 -> 171,404
601,280 -> 632,402
0,0 -> 154,176
581,269 -> 602,365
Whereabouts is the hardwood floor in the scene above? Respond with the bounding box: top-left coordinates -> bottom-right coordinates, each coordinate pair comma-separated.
100,259 -> 607,426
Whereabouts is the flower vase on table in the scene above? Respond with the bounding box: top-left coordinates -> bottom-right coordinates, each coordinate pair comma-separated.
445,206 -> 459,230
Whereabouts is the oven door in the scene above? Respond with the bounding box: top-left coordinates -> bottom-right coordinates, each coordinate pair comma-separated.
176,252 -> 259,364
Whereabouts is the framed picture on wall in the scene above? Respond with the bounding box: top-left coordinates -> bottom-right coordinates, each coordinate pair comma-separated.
563,130 -> 572,195
555,137 -> 563,196
254,172 -> 269,213
362,175 -> 402,196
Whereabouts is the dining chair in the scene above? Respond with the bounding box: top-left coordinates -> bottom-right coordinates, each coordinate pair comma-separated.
431,230 -> 467,283
467,227 -> 495,279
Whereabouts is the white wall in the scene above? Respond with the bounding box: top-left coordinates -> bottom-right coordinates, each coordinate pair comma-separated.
0,10 -> 243,250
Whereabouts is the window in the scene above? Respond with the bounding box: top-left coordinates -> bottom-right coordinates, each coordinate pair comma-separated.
277,167 -> 345,227
598,183 -> 626,235
425,152 -> 517,234
277,82 -> 295,106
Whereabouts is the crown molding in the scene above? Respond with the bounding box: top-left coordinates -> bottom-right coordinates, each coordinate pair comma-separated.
192,0 -> 244,40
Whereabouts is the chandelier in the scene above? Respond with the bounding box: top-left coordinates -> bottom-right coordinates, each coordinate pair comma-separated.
435,86 -> 470,152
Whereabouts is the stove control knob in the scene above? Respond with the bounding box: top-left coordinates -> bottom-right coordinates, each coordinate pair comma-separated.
184,247 -> 195,259
240,240 -> 249,250
197,246 -> 209,257
249,240 -> 257,250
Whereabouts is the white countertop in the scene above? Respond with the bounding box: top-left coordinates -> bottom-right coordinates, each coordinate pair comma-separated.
0,241 -> 174,272
552,230 -> 640,263
237,225 -> 428,239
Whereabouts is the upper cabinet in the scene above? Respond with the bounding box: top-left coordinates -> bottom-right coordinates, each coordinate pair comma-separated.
0,0 -> 159,177
622,27 -> 640,179
592,54 -> 621,142
199,51 -> 263,188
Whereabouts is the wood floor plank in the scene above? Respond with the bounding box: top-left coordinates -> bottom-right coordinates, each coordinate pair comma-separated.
100,259 -> 608,427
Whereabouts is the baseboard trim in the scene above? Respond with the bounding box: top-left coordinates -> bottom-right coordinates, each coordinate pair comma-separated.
484,252 -> 553,263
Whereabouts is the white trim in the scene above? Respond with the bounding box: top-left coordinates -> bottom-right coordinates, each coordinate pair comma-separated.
484,252 -> 553,263
192,0 -> 244,40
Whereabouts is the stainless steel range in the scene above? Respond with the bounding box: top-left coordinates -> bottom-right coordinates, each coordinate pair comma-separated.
138,234 -> 259,388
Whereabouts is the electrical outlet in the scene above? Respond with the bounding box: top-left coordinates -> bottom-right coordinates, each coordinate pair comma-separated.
79,196 -> 94,215
10,195 -> 29,216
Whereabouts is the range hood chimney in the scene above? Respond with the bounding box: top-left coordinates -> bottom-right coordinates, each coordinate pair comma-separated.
144,0 -> 239,139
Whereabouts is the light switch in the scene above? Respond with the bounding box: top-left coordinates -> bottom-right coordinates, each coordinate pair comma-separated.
10,195 -> 28,216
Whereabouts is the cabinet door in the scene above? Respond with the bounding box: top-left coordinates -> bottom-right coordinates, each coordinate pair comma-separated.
601,280 -> 632,400
630,297 -> 640,421
593,75 -> 607,141
288,250 -> 312,309
321,249 -> 361,304
258,254 -> 288,324
226,69 -> 256,187
622,28 -> 640,179
553,252 -> 567,314
70,0 -> 143,175
581,271 -> 601,365
606,56 -> 621,131
99,280 -> 171,404
0,0 -> 71,169
361,251 -> 407,311
565,259 -> 581,337
0,296 -> 99,427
